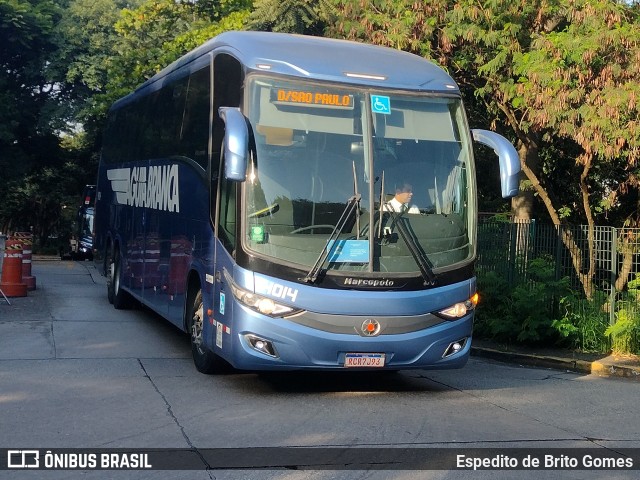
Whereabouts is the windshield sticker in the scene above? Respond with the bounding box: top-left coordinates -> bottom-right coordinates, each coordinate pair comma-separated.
371,95 -> 391,115
327,240 -> 369,263
272,89 -> 353,109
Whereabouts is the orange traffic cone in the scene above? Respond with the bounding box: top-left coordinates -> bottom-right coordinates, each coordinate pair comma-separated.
0,239 -> 28,297
13,232 -> 36,290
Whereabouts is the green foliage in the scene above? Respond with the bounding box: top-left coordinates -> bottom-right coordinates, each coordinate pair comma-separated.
606,308 -> 640,354
558,206 -> 572,219
606,274 -> 640,354
1,0 -> 252,241
51,0 -> 143,128
246,0 -> 331,34
1,166 -> 76,245
553,291 -> 610,353
94,0 -> 250,120
327,0 -> 448,58
514,0 -> 640,166
476,255 -> 578,345
1,0 -> 60,149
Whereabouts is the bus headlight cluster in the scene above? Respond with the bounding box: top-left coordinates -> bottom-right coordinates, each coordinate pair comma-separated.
437,293 -> 479,320
229,282 -> 302,318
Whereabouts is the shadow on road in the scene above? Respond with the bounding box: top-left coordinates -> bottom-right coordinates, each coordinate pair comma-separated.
252,370 -> 449,394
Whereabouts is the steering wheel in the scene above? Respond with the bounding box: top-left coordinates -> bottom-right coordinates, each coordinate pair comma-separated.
290,225 -> 336,234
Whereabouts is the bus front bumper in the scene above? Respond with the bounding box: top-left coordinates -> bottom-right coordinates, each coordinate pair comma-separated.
225,311 -> 473,372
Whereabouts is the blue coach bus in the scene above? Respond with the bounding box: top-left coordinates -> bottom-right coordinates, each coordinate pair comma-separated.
94,31 -> 519,373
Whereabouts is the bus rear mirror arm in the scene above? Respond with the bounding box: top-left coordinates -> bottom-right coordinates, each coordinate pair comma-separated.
219,107 -> 249,182
471,129 -> 521,198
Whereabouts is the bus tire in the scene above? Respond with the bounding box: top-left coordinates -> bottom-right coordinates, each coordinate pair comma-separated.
188,289 -> 224,374
108,247 -> 133,310
106,248 -> 115,304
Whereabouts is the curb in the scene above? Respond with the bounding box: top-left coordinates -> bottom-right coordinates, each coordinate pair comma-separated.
471,346 -> 640,381
591,356 -> 640,381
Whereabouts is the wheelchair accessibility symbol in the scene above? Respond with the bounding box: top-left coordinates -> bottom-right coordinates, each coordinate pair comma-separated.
371,95 -> 391,115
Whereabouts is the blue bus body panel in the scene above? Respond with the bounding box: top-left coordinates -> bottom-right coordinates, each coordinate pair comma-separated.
204,265 -> 474,371
97,158 -> 212,331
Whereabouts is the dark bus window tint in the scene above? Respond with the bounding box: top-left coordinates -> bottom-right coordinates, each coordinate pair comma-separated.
104,65 -> 211,167
218,175 -> 236,254
141,78 -> 188,160
104,102 -> 143,164
102,112 -> 118,164
180,67 -> 210,170
126,99 -> 145,162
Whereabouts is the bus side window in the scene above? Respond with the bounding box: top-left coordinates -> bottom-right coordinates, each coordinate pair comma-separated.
218,175 -> 236,255
180,67 -> 210,170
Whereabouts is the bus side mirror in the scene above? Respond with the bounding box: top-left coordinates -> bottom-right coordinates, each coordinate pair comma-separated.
219,107 -> 249,182
472,129 -> 521,198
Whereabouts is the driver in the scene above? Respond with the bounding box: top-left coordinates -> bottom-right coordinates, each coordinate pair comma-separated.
385,183 -> 420,214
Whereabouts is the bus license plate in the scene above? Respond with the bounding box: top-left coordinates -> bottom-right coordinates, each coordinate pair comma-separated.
344,353 -> 385,368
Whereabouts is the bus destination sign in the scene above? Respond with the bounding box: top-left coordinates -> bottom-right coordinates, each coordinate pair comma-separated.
272,89 -> 353,109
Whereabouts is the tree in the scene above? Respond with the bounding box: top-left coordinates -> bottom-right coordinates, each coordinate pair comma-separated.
92,0 -> 250,118
1,0 -> 60,154
246,0 -> 334,34
51,0 -> 247,142
51,0 -> 142,130
510,0 -> 640,296
328,0 -> 449,57
0,0 -> 66,237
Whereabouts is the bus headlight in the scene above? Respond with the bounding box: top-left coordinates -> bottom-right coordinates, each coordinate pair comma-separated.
229,282 -> 303,318
437,293 -> 479,320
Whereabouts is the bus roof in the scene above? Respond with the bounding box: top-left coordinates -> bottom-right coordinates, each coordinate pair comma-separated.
115,31 -> 459,110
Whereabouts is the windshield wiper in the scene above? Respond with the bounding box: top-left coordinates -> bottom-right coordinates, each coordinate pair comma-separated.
301,193 -> 361,284
388,211 -> 437,286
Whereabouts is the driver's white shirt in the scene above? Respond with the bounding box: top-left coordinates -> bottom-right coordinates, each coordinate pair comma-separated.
385,197 -> 420,214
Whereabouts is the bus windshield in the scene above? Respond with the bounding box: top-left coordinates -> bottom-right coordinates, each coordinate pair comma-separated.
244,76 -> 476,275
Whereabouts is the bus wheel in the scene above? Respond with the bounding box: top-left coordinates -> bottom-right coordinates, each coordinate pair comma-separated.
109,248 -> 133,310
106,249 -> 115,304
188,289 -> 224,374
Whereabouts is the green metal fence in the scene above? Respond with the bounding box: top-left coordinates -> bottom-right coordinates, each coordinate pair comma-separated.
476,218 -> 640,352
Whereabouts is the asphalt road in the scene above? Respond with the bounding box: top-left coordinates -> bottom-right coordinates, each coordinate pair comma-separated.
0,260 -> 638,480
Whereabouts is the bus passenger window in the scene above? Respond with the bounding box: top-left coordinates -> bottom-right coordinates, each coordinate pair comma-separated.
218,175 -> 236,254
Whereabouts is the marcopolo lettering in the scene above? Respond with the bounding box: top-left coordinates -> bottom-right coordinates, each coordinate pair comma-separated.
107,165 -> 179,212
343,278 -> 395,288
